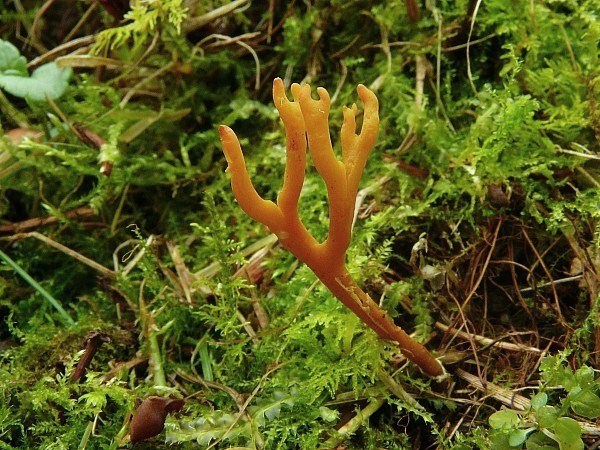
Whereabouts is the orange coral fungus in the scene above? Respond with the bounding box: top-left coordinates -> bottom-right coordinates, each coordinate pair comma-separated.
219,78 -> 444,378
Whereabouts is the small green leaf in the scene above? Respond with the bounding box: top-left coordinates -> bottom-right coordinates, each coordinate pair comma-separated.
569,390 -> 600,419
553,417 -> 583,450
0,39 -> 27,75
525,431 -> 557,450
509,429 -> 529,446
79,391 -> 107,412
574,366 -> 595,387
319,406 -> 339,422
539,355 -> 574,389
490,430 -> 514,450
489,409 -> 521,430
166,411 -> 249,446
0,62 -> 72,101
537,405 -> 558,428
248,391 -> 294,426
531,393 -> 548,411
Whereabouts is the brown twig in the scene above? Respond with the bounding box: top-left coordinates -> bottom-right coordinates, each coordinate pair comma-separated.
507,242 -> 535,323
0,206 -> 96,234
435,322 -> 543,354
28,35 -> 95,69
455,368 -> 530,411
2,231 -> 116,278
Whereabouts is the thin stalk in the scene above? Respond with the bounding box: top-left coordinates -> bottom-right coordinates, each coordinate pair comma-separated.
0,90 -> 29,128
0,249 -> 75,325
77,421 -> 94,450
139,281 -> 166,387
139,292 -> 167,386
4,232 -> 116,278
320,397 -> 386,449
149,330 -> 166,387
198,340 -> 213,382
183,0 -> 250,33
377,368 -> 424,410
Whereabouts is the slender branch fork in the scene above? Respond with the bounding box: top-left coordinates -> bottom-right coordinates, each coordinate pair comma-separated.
219,78 -> 444,378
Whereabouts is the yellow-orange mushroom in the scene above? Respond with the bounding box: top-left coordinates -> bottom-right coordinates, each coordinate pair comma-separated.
220,78 -> 444,378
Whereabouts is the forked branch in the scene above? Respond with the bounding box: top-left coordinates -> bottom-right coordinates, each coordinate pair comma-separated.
219,78 -> 444,378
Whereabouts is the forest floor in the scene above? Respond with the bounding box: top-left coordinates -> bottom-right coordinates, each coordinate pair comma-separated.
1,1 -> 599,449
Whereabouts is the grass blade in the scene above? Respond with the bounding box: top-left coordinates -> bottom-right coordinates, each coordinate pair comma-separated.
0,249 -> 75,326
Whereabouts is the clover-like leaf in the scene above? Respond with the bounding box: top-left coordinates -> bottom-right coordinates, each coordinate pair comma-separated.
0,40 -> 27,76
0,39 -> 72,102
0,62 -> 72,101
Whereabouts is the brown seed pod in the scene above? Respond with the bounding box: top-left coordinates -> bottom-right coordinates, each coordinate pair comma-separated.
129,396 -> 185,443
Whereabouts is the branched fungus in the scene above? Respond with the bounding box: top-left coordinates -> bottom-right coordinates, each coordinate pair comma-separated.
219,78 -> 444,378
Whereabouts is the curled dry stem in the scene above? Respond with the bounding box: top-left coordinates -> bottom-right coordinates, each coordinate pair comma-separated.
219,78 -> 444,378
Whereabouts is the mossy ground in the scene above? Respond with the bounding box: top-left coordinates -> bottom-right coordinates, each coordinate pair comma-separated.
1,1 -> 599,449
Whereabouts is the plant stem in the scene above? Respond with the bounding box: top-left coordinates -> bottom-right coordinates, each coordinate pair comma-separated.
319,397 -> 386,449
149,328 -> 166,387
0,90 -> 29,128
377,368 -> 423,410
139,283 -> 166,387
76,421 -> 94,450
